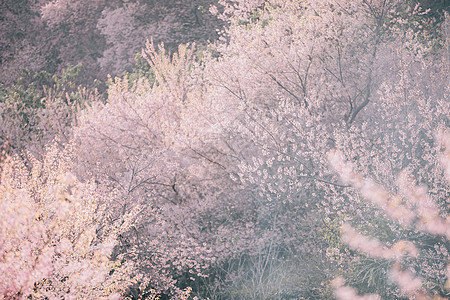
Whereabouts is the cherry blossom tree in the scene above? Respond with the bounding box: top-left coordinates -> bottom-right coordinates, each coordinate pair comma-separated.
2,0 -> 448,298
200,0 -> 448,297
329,129 -> 450,299
72,41 -> 239,297
0,143 -> 135,299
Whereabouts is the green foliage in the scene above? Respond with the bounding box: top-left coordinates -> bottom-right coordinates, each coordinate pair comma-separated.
54,63 -> 83,90
321,214 -> 347,250
0,82 -> 42,134
237,8 -> 272,28
0,63 -> 103,154
122,53 -> 156,87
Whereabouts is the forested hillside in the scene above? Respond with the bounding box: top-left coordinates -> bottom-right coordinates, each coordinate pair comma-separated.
1,0 -> 222,87
0,0 -> 449,299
